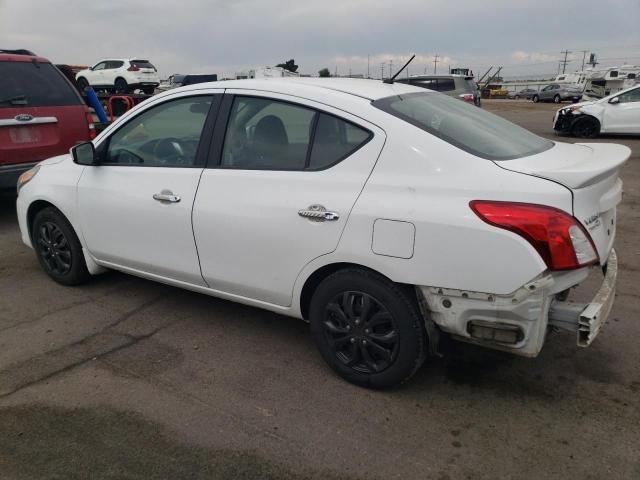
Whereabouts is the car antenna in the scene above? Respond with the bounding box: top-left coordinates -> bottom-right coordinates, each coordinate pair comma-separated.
384,54 -> 416,84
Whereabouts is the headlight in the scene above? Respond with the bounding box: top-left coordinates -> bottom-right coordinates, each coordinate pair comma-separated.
17,165 -> 40,193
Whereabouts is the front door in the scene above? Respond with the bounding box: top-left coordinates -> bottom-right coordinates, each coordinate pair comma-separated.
603,87 -> 640,134
78,93 -> 219,285
192,91 -> 385,306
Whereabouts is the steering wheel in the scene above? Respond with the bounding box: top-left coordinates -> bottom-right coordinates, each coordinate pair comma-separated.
152,137 -> 187,165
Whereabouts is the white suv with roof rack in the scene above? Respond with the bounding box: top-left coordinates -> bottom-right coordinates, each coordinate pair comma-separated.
75,58 -> 160,95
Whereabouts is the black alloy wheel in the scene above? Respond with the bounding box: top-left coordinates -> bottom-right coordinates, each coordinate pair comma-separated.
322,291 -> 399,374
32,207 -> 90,286
310,268 -> 428,388
37,221 -> 72,276
572,117 -> 600,138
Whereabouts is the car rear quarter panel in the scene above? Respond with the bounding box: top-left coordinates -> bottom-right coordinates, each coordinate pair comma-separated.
301,116 -> 574,296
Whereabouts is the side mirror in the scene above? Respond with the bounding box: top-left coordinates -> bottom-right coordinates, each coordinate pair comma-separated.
71,142 -> 97,165
609,97 -> 620,104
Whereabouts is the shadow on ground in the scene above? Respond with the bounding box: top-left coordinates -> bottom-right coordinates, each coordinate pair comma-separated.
0,404 -> 362,480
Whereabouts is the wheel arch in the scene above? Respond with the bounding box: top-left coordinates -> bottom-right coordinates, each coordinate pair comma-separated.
299,261 -> 417,320
26,199 -> 105,275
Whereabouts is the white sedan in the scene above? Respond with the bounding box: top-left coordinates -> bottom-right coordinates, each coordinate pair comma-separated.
554,84 -> 640,137
16,79 -> 628,388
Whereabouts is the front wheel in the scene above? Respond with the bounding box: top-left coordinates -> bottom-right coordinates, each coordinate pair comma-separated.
553,94 -> 561,103
32,207 -> 90,286
572,116 -> 600,138
114,78 -> 129,94
76,77 -> 89,92
309,269 -> 428,388
532,95 -> 539,103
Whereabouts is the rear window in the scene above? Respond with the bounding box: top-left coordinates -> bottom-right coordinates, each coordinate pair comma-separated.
131,60 -> 156,71
0,61 -> 82,108
373,92 -> 553,160
409,78 -> 456,92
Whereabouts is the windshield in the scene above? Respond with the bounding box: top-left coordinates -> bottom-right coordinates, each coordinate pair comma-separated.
373,92 -> 553,160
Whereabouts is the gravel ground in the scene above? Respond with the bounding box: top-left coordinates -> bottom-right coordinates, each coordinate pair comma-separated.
0,98 -> 638,479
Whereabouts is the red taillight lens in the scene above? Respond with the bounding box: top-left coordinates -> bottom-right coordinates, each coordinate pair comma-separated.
86,110 -> 96,139
127,64 -> 140,71
459,94 -> 474,102
470,201 -> 599,270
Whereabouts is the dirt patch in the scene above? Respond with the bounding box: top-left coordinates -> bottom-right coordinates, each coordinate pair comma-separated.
0,404 -> 359,480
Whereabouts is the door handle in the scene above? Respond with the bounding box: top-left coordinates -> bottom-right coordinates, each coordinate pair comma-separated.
153,191 -> 181,203
298,205 -> 340,222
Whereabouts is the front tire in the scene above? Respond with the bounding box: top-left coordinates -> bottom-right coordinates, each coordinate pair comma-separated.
553,94 -> 561,103
532,95 -> 539,103
76,77 -> 89,91
572,116 -> 600,138
309,269 -> 427,388
32,207 -> 90,286
114,78 -> 129,94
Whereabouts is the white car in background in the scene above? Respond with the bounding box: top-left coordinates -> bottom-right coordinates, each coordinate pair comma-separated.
75,58 -> 160,95
554,84 -> 640,137
16,79 -> 628,388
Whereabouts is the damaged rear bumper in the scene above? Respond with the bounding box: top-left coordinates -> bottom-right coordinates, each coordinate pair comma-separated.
419,249 -> 617,357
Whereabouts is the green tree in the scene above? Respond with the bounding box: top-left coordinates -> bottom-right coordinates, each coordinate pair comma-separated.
276,59 -> 299,73
318,68 -> 331,78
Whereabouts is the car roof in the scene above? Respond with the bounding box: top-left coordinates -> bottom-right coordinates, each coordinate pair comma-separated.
176,77 -> 426,101
0,52 -> 50,63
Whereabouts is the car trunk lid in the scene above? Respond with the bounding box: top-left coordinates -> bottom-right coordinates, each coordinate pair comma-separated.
497,141 -> 630,264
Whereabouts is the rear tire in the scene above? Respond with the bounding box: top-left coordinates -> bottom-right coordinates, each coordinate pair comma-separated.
32,207 -> 90,286
571,116 -> 600,138
553,94 -> 561,103
532,95 -> 539,103
142,87 -> 155,95
114,78 -> 129,94
309,268 -> 427,389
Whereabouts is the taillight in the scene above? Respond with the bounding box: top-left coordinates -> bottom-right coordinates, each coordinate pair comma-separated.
470,201 -> 599,270
85,110 -> 96,139
128,64 -> 140,71
459,94 -> 474,103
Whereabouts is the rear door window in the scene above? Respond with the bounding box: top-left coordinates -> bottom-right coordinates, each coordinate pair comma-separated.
308,114 -> 371,170
0,61 -> 82,108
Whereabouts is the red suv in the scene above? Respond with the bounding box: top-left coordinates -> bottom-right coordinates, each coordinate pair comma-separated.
0,49 -> 95,190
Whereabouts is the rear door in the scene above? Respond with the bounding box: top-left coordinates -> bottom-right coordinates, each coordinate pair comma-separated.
0,59 -> 89,167
192,91 -> 385,306
603,87 -> 640,134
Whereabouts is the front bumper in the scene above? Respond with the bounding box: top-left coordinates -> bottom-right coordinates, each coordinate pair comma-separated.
553,109 -> 576,133
420,249 -> 617,356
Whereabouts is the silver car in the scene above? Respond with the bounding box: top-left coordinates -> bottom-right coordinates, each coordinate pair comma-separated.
532,84 -> 583,103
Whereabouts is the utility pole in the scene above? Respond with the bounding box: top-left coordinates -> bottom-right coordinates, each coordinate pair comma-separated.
380,63 -> 385,80
579,50 -> 588,71
559,49 -> 571,74
389,60 -> 393,77
433,54 -> 440,74
367,55 -> 370,79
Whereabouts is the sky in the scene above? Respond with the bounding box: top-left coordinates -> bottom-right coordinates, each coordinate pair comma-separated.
1,0 -> 639,80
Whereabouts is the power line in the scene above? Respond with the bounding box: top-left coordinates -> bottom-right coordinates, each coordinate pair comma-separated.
559,49 -> 571,74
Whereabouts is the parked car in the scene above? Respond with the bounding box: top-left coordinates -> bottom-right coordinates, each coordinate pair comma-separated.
532,84 -> 583,103
554,84 -> 640,137
396,74 -> 481,106
0,49 -> 95,191
75,58 -> 160,95
507,88 -> 537,100
16,78 -> 626,388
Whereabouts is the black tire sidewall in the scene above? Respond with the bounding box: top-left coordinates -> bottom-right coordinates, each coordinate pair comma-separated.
533,95 -> 539,103
114,78 -> 128,93
309,269 -> 427,389
572,117 -> 600,138
32,207 -> 90,286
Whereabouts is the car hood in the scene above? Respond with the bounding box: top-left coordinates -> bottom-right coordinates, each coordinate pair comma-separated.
39,154 -> 70,167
